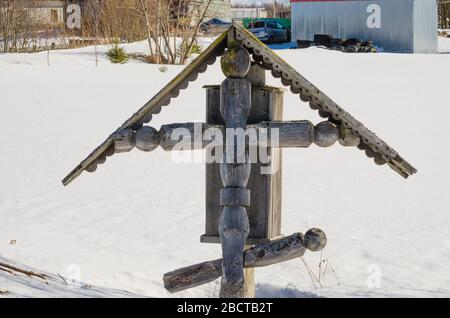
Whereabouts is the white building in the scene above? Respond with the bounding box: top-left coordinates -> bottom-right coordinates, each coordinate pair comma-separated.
0,0 -> 64,26
231,7 -> 268,20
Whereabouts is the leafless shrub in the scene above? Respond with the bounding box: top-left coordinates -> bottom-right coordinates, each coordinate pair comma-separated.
0,0 -> 49,52
135,0 -> 213,64
1,0 -> 213,64
438,0 -> 450,30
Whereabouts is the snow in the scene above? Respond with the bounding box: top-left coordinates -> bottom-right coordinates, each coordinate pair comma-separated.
0,255 -> 139,298
1,38 -> 450,298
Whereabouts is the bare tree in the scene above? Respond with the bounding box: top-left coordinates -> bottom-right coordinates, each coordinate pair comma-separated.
262,1 -> 290,19
1,0 -> 215,64
438,0 -> 450,29
135,0 -> 213,64
0,0 -> 48,53
137,0 -> 159,61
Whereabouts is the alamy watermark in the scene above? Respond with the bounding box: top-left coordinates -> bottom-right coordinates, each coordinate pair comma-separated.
66,4 -> 82,30
168,123 -> 280,175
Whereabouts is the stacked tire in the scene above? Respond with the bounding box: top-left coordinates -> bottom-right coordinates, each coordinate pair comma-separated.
297,34 -> 378,53
338,38 -> 377,53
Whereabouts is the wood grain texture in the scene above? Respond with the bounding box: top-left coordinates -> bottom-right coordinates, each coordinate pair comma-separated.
163,259 -> 222,293
157,121 -> 313,150
135,126 -> 159,152
114,128 -> 135,153
245,64 -> 266,87
314,121 -> 339,148
219,76 -> 252,298
163,231 -> 327,293
220,47 -> 251,79
338,126 -> 361,147
204,85 -> 284,245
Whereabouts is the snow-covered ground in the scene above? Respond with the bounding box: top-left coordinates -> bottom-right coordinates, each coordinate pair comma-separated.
0,255 -> 139,298
1,37 -> 450,298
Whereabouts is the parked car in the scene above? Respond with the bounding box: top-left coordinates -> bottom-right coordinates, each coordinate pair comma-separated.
247,20 -> 290,43
200,18 -> 232,34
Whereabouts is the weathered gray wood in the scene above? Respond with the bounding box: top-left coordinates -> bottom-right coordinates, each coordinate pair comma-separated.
243,232 -> 306,268
219,51 -> 251,298
264,121 -> 313,148
220,188 -> 251,207
221,47 -> 251,79
163,259 -> 222,293
203,85 -> 284,245
163,230 -> 327,293
159,123 -> 222,151
135,126 -> 160,152
338,126 -> 361,147
114,128 -> 135,153
227,25 -> 242,49
157,121 -> 313,150
219,56 -> 252,297
314,121 -> 339,148
114,120 -> 340,152
304,228 -> 328,252
245,64 -> 266,87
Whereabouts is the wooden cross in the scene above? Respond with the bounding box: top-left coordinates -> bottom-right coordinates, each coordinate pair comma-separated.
62,24 -> 416,299
113,32 -> 335,298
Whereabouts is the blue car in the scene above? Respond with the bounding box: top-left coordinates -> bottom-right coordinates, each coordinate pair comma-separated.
200,18 -> 232,34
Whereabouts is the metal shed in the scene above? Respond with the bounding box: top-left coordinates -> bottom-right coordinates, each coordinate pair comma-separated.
291,0 -> 438,53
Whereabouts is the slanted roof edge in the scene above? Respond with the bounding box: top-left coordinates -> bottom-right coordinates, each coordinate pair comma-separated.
62,30 -> 228,186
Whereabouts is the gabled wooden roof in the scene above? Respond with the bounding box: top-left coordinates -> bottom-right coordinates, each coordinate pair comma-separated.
62,23 -> 416,186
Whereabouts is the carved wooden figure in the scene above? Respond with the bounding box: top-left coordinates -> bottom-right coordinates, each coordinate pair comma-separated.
218,43 -> 254,298
63,23 -> 416,299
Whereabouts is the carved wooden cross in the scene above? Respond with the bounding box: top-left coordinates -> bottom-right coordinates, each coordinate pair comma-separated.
63,23 -> 416,299
113,34 -> 356,298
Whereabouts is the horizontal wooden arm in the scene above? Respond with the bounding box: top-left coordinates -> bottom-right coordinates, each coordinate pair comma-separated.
163,228 -> 327,293
113,121 -> 360,153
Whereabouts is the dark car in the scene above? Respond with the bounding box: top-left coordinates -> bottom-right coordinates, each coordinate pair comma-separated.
247,20 -> 290,43
200,18 -> 232,34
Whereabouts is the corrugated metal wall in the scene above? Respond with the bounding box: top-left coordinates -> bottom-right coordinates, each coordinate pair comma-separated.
291,0 -> 438,53
414,0 -> 438,53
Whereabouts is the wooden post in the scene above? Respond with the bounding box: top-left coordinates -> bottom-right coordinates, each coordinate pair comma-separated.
218,35 -> 252,298
243,245 -> 255,298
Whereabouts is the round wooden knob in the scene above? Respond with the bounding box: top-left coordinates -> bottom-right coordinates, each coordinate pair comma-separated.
304,228 -> 327,252
220,47 -> 251,78
114,128 -> 135,153
136,126 -> 159,152
314,121 -> 339,147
